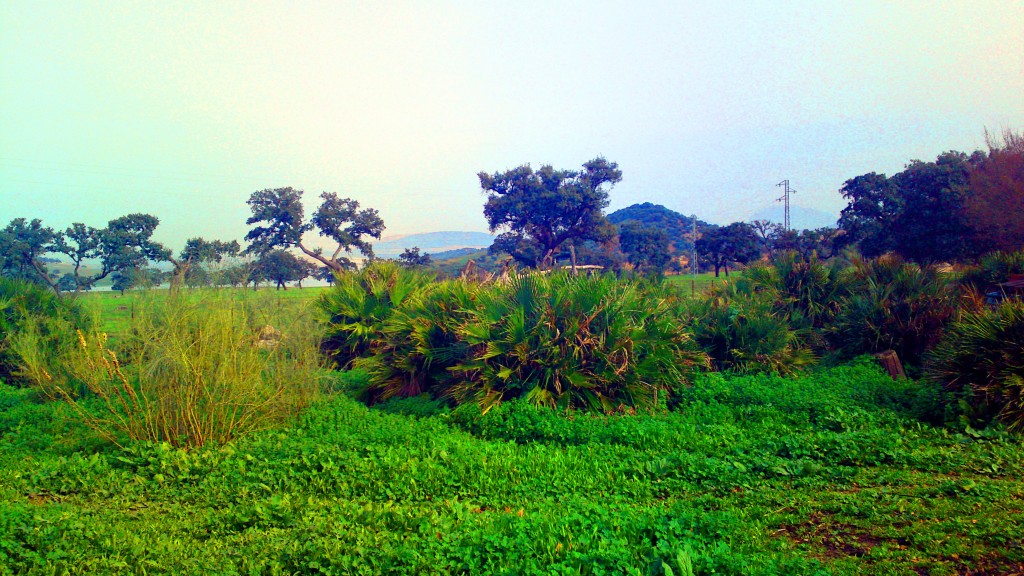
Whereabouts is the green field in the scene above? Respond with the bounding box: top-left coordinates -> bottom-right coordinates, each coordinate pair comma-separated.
2,361 -> 1022,574
664,272 -> 736,295
78,286 -> 330,339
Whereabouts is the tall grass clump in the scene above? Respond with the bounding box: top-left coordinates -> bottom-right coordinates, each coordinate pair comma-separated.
318,261 -> 435,367
926,300 -> 1024,431
13,290 -> 325,448
0,277 -> 91,386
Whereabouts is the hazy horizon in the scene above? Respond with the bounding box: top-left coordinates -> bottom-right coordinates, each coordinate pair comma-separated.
2,1 -> 1022,250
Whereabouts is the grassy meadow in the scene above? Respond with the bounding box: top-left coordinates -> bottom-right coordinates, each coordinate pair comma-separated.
2,260 -> 1023,575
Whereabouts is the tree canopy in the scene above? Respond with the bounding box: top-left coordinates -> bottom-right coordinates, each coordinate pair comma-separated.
618,221 -> 670,274
167,237 -> 240,291
397,247 -> 432,268
245,187 -> 385,272
964,129 -> 1024,254
254,249 -> 312,290
0,218 -> 57,289
695,222 -> 760,277
837,152 -> 976,263
480,157 -> 621,269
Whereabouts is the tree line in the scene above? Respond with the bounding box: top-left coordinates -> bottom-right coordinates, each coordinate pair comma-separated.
3,128 -> 1021,292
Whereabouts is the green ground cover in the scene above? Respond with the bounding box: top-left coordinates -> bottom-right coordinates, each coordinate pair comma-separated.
2,361 -> 1022,574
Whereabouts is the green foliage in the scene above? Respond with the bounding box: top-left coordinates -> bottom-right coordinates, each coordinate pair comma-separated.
695,222 -> 760,277
452,273 -> 706,412
743,252 -> 850,349
397,246 -> 432,268
318,261 -> 436,367
360,279 -> 477,403
481,157 -> 621,269
254,248 -> 314,289
0,218 -> 57,288
685,279 -> 815,376
245,187 -> 385,272
362,273 -> 708,413
618,221 -> 671,274
958,249 -> 1024,292
837,151 -> 975,263
11,290 -> 324,448
926,300 -> 1024,430
0,277 -> 91,385
835,256 -> 958,366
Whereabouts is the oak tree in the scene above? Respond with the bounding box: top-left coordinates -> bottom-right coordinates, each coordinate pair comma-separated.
480,157 -> 622,269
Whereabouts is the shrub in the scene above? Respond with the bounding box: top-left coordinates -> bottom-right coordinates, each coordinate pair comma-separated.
685,282 -> 815,376
958,250 -> 1024,293
834,256 -> 957,367
360,273 -> 708,413
317,261 -> 435,367
0,277 -> 91,386
926,300 -> 1024,431
449,273 -> 707,412
12,290 -> 325,448
743,252 -> 850,335
360,279 -> 478,403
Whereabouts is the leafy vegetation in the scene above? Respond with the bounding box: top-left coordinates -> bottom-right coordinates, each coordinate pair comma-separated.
927,300 -> 1024,431
2,357 -> 1023,574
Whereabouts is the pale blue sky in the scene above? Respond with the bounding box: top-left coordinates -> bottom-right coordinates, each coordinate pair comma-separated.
2,1 -> 1022,249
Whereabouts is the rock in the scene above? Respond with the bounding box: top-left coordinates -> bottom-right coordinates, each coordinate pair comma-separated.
256,325 -> 282,350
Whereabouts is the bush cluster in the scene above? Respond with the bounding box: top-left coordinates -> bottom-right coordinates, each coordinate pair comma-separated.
320,262 -> 708,413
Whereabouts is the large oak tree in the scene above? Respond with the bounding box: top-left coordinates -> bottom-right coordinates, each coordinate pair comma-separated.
480,157 -> 621,269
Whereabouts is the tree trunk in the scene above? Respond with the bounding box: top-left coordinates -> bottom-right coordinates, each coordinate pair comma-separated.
875,350 -> 906,380
569,245 -> 577,275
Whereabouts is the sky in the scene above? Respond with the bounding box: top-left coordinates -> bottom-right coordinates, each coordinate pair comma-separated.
2,1 -> 1022,249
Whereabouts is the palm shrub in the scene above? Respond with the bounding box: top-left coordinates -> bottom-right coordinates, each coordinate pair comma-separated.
361,272 -> 708,413
445,273 -> 707,413
317,261 -> 435,367
834,256 -> 957,366
359,279 -> 479,403
926,300 -> 1024,430
0,277 -> 91,386
13,290 -> 325,448
685,281 -> 815,376
743,252 -> 850,335
958,250 -> 1024,293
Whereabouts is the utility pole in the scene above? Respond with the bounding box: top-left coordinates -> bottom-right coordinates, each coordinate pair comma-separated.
691,214 -> 698,276
776,179 -> 796,231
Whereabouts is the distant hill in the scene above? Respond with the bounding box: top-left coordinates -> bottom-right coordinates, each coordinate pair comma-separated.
372,231 -> 493,258
428,247 -> 482,261
607,203 -> 710,252
747,206 -> 838,230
